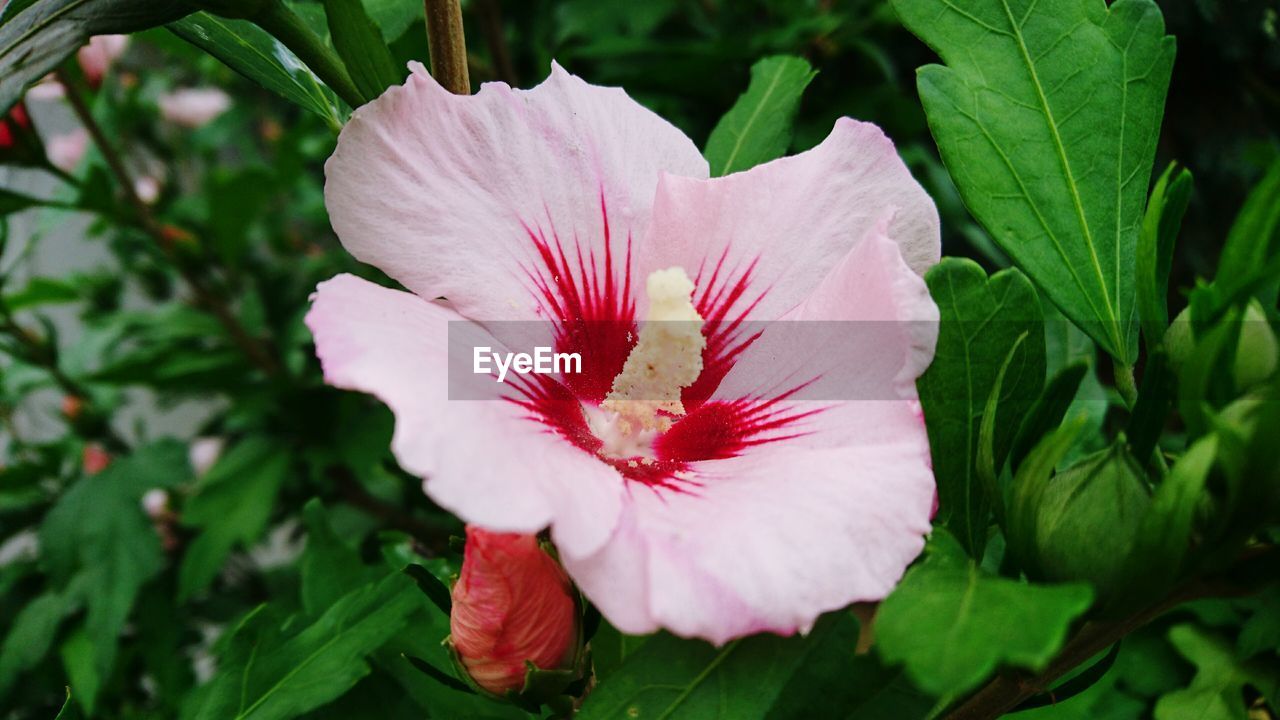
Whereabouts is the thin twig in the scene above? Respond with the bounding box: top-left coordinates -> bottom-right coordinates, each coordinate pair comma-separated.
57,70 -> 282,377
425,0 -> 471,94
329,466 -> 451,554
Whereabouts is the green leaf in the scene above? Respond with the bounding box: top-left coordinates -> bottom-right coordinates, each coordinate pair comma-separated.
917,258 -> 1046,558
0,0 -> 191,112
976,331 -> 1030,526
892,0 -> 1176,363
576,614 -> 861,720
1126,433 -> 1216,593
169,12 -> 344,126
0,579 -> 84,700
1138,163 -> 1192,347
0,187 -> 65,216
178,438 -> 291,601
1007,419 -> 1087,575
1213,156 -> 1280,308
704,55 -> 816,176
323,0 -> 401,103
1155,624 -> 1280,720
39,442 -> 191,678
875,529 -> 1094,700
2,277 -> 79,312
188,573 -> 422,720
363,0 -> 422,41
300,499 -> 382,616
1010,361 -> 1088,472
54,688 -> 73,720
59,628 -> 100,716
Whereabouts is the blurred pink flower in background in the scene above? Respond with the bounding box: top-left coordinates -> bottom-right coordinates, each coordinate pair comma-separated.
47,128 -> 88,173
82,444 -> 111,475
158,88 -> 232,128
78,35 -> 129,89
310,64 -> 940,644
450,527 -> 579,695
189,437 -> 225,477
134,175 -> 161,204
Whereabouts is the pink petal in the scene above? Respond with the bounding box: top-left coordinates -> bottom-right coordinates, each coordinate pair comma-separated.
305,274 -> 624,557
564,229 -> 937,644
640,118 -> 939,325
323,62 -> 707,323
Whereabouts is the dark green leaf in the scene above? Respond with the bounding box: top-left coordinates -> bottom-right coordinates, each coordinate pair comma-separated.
323,0 -> 401,103
39,442 -> 190,678
187,574 -> 421,720
1127,433 -> 1216,594
178,438 -> 291,601
2,277 -> 80,312
1007,419 -> 1088,575
977,331 -> 1029,527
300,499 -> 382,616
875,529 -> 1093,700
363,0 -> 421,41
704,55 -> 816,176
893,0 -> 1176,362
1126,350 -> 1173,463
0,187 -> 63,216
1010,361 -> 1088,472
0,0 -> 190,112
917,258 -> 1046,558
0,579 -> 84,700
169,12 -> 344,126
1138,163 -> 1192,347
577,614 -> 856,720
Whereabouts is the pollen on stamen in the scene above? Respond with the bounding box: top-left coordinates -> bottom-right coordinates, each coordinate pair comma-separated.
601,267 -> 706,434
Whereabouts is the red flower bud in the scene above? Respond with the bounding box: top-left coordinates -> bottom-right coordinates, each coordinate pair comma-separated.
61,395 -> 84,421
450,527 -> 579,696
82,444 -> 111,475
0,103 -> 30,152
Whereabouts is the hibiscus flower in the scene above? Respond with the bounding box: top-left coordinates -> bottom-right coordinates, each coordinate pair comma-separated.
308,62 -> 940,644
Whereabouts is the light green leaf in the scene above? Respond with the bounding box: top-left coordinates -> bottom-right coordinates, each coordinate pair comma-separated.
1214,157 -> 1280,308
876,529 -> 1094,700
576,614 -> 862,720
178,438 -> 291,601
892,0 -> 1176,363
0,0 -> 190,112
2,277 -> 79,312
324,0 -> 402,103
188,574 -> 422,720
917,258 -> 1046,558
169,12 -> 344,127
1138,162 -> 1192,347
59,627 -> 100,716
1155,624 -> 1280,720
704,55 -> 816,176
362,0 -> 423,42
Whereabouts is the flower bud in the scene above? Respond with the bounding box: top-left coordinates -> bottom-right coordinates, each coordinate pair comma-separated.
1166,300 -> 1278,390
1034,443 -> 1150,604
82,444 -> 112,475
77,35 -> 128,89
449,527 -> 580,697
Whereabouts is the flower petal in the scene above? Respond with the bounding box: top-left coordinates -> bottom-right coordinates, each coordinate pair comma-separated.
641,118 -> 939,325
305,274 -> 624,556
563,229 -> 937,643
323,63 -> 708,323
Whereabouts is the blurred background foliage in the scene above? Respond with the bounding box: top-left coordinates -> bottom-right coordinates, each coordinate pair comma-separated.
0,0 -> 1277,718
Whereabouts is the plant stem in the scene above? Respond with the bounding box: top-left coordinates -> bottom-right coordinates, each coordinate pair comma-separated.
57,71 -> 282,377
474,0 -> 516,86
1114,361 -> 1138,408
425,0 -> 471,94
943,545 -> 1277,719
254,0 -> 365,109
329,466 -> 452,553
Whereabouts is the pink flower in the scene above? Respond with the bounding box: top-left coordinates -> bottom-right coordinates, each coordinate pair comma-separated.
189,437 -> 225,477
308,63 -> 940,644
450,527 -> 579,695
78,35 -> 128,89
158,88 -> 232,128
46,128 -> 88,173
134,175 -> 161,204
